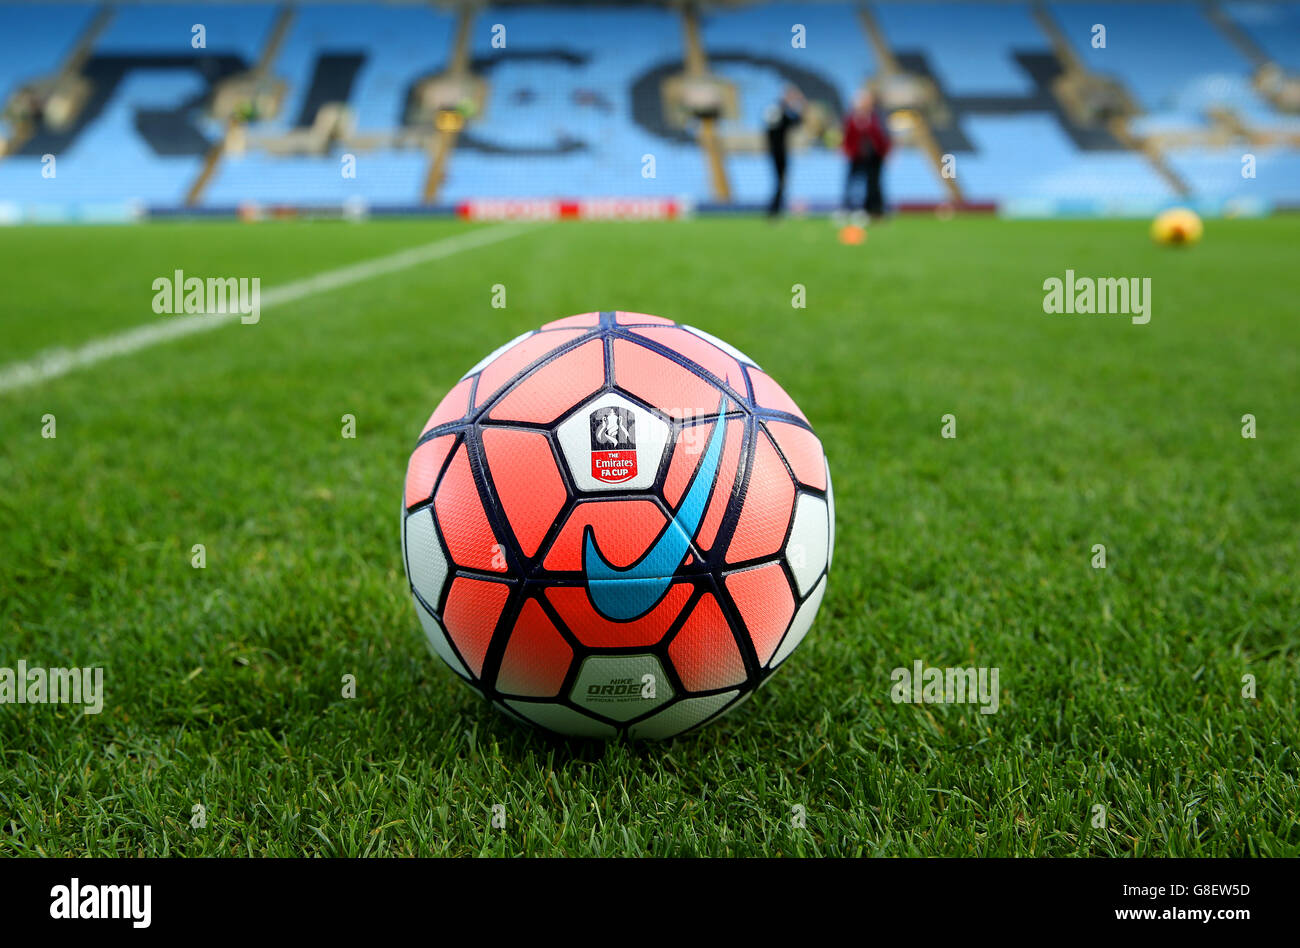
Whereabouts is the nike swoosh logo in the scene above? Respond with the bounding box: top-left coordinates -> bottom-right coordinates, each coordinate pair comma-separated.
583,400 -> 728,621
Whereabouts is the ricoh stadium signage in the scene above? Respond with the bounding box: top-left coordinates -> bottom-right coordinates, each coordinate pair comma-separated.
456,198 -> 687,221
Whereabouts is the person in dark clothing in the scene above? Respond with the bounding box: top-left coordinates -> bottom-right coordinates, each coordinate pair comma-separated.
765,85 -> 805,217
842,90 -> 891,219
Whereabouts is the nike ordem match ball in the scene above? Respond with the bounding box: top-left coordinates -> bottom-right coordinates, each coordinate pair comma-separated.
1151,207 -> 1203,246
401,311 -> 833,739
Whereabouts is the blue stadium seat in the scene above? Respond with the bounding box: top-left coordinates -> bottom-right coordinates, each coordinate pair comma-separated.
1166,147 -> 1300,204
957,114 -> 1173,204
1050,1 -> 1260,122
0,3 -> 98,104
438,5 -> 708,201
874,2 -> 1043,97
204,3 -> 454,205
1223,1 -> 1300,72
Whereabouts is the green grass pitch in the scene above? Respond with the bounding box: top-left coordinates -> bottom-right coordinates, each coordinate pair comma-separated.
0,215 -> 1296,856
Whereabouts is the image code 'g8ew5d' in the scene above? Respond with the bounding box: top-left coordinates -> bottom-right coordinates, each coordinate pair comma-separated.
0,0 -> 1296,931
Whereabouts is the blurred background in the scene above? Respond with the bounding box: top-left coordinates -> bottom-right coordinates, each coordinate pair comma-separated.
1,0 -> 1299,221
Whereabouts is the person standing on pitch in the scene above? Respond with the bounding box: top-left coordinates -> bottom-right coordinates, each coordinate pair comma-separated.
765,85 -> 805,217
842,90 -> 891,220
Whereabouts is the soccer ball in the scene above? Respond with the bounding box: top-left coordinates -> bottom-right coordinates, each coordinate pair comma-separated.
401,311 -> 834,739
838,224 -> 867,245
1151,207 -> 1203,246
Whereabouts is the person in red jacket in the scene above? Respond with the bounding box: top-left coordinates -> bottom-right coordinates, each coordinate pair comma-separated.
841,90 -> 891,219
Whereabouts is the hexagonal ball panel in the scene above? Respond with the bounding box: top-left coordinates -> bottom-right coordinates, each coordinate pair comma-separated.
627,689 -> 738,740
404,506 -> 449,610
570,654 -> 675,722
555,392 -> 670,492
785,493 -> 829,596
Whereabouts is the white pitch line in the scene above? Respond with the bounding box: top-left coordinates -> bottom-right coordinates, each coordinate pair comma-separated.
0,222 -> 537,395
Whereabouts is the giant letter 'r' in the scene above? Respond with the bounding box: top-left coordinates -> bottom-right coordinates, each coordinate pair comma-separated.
582,401 -> 729,620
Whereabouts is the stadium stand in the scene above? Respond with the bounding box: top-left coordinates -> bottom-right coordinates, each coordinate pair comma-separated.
1225,0 -> 1300,71
439,5 -> 710,202
877,1 -> 1045,98
1053,1 -> 1274,124
0,4 -> 98,108
203,3 -> 455,206
1049,0 -> 1300,207
0,0 -> 1297,217
872,1 -> 1175,205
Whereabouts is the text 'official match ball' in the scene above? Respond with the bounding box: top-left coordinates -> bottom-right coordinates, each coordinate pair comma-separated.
401,312 -> 834,739
1151,207 -> 1204,246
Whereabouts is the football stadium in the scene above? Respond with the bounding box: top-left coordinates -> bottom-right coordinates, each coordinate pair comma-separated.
1,0 -> 1298,891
